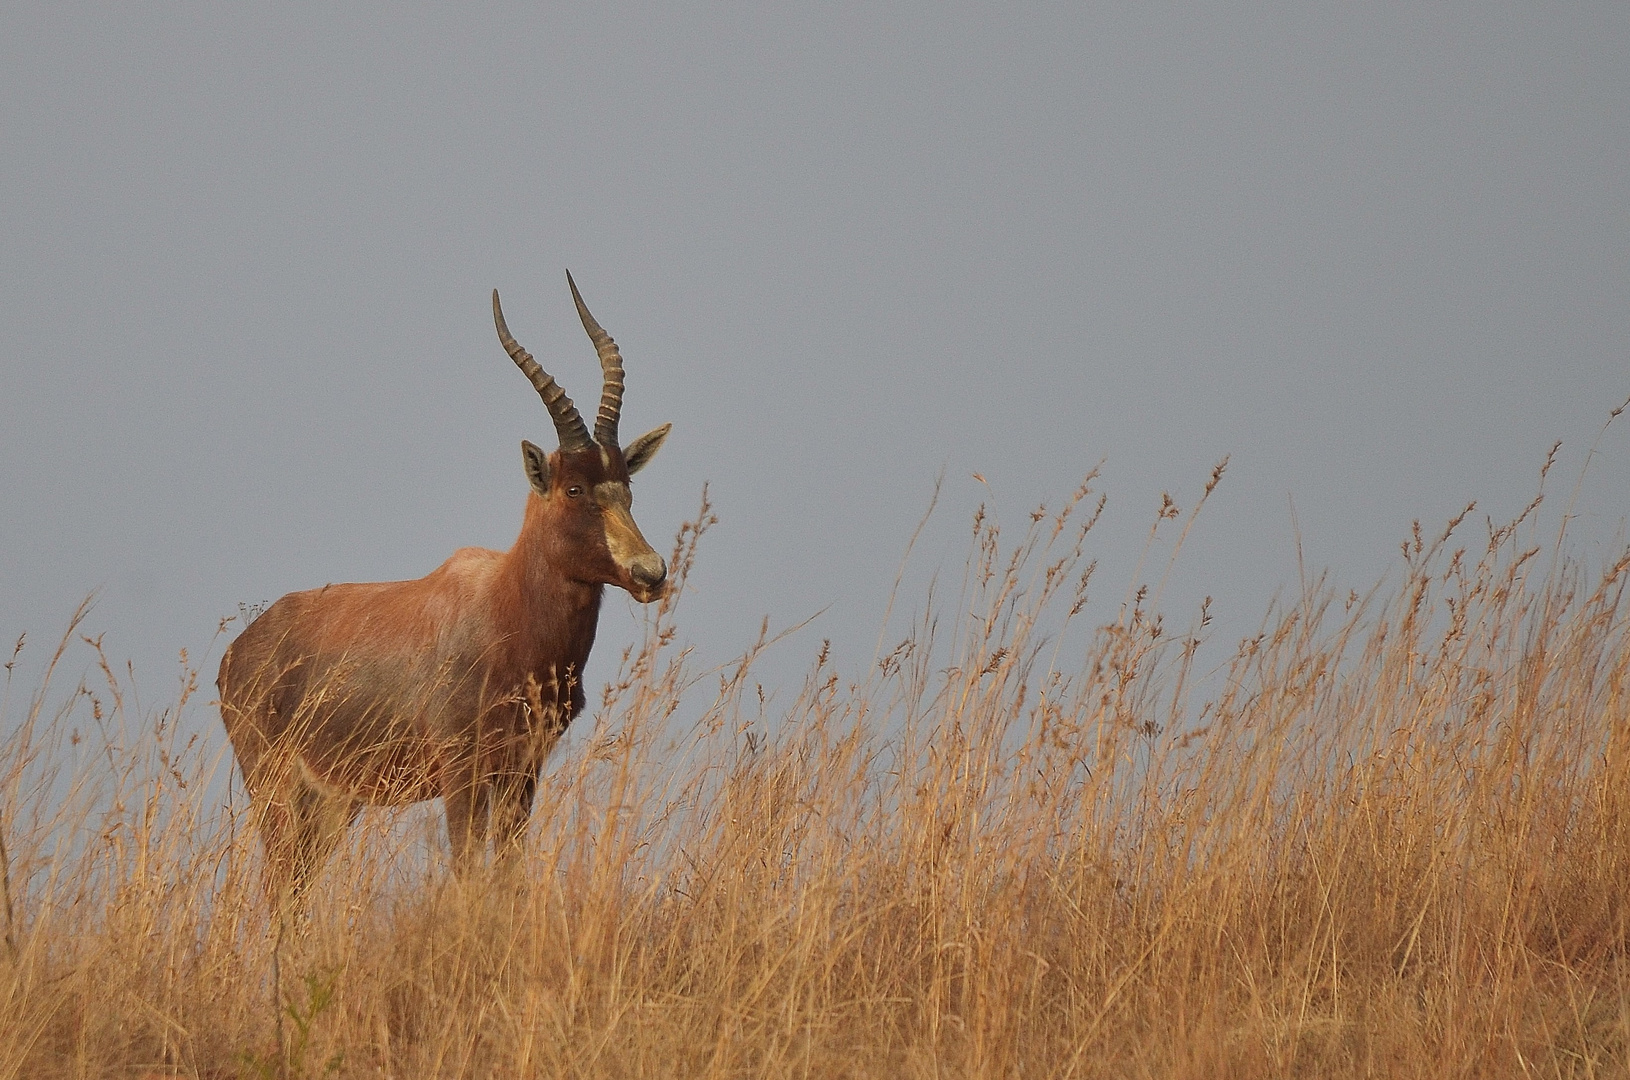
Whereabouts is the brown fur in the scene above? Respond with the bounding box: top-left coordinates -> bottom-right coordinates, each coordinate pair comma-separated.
218,440 -> 665,897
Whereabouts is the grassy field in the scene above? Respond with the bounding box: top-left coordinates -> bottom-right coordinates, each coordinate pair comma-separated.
4,450 -> 1630,1079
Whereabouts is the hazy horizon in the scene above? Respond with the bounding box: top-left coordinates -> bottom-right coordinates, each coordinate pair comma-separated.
3,3 -> 1627,727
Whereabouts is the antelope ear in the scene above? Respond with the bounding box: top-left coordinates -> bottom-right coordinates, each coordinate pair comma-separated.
623,423 -> 671,476
521,440 -> 551,496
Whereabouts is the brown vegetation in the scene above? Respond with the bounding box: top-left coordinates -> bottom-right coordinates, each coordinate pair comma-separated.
4,448 -> 1630,1077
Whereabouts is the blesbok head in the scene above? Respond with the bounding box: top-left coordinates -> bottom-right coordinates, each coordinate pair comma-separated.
493,272 -> 672,603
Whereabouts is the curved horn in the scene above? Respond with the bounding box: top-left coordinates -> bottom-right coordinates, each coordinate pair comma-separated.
493,289 -> 592,452
566,270 -> 625,448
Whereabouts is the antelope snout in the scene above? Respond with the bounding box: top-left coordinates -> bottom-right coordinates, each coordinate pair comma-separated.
629,553 -> 667,595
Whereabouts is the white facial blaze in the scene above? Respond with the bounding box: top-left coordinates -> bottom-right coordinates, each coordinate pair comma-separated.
593,482 -> 655,569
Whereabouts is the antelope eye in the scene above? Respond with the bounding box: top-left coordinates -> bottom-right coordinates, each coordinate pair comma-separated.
566,485 -> 583,498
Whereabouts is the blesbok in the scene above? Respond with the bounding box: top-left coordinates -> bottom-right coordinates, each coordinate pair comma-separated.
217,273 -> 671,898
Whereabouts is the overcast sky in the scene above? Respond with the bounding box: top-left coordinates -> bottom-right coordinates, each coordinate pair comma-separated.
2,3 -> 1627,729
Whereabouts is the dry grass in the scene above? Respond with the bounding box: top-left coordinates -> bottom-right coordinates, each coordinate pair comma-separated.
4,445 -> 1630,1079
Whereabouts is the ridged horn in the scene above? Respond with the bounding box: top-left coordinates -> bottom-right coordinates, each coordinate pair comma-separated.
566,270 -> 625,449
492,289 -> 592,453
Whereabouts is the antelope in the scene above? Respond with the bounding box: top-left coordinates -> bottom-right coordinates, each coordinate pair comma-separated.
217,273 -> 671,898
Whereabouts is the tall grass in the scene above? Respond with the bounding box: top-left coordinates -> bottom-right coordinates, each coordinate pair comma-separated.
3,449 -> 1630,1078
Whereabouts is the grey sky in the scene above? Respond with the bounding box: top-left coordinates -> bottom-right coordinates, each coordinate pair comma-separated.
2,3 -> 1627,719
